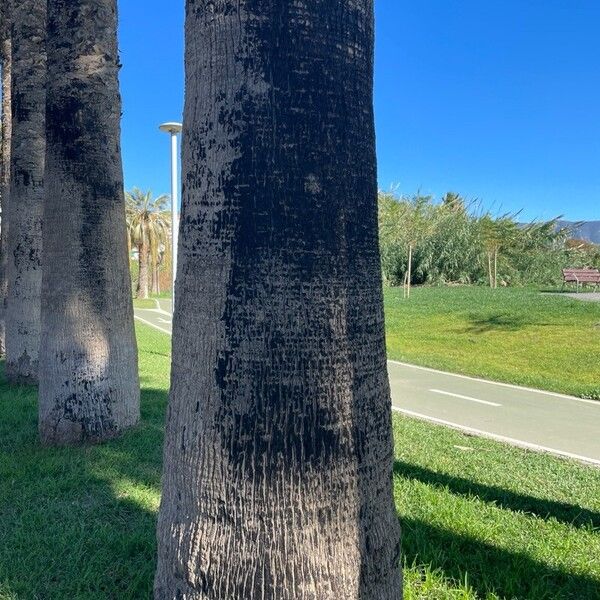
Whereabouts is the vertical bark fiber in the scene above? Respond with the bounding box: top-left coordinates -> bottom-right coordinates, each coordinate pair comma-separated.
0,1 -> 12,356
151,261 -> 160,295
137,241 -> 149,299
5,0 -> 45,383
155,1 -> 401,598
39,0 -> 140,445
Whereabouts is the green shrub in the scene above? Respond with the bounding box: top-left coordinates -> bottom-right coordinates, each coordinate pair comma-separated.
378,192 -> 598,287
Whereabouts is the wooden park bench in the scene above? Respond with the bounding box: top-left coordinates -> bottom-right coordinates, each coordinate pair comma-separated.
562,268 -> 600,292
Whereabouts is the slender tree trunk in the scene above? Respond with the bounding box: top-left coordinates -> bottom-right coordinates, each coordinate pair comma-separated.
39,0 -> 139,446
407,243 -> 413,299
493,249 -> 498,289
155,1 -> 401,598
5,0 -> 45,383
0,3 -> 12,357
134,243 -> 142,296
488,252 -> 493,288
151,260 -> 160,295
137,238 -> 149,299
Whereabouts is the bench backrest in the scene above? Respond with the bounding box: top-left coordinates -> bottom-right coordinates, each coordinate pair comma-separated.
563,268 -> 600,282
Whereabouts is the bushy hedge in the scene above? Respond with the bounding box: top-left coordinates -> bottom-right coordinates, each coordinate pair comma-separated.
378,192 -> 600,287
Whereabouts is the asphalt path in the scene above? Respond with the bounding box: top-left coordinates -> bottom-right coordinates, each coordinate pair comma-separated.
134,301 -> 600,466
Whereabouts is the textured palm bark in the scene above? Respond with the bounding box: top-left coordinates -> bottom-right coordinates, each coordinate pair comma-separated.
5,0 -> 45,384
155,1 -> 401,598
39,0 -> 139,445
0,2 -> 12,356
136,241 -> 149,299
151,258 -> 161,295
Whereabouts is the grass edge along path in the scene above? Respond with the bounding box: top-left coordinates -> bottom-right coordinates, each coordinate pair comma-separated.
0,322 -> 598,598
384,286 -> 600,399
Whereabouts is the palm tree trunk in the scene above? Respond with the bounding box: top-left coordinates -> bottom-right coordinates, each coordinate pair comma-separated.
155,2 -> 401,598
0,3 -> 12,357
488,251 -> 494,288
151,262 -> 160,295
39,0 -> 139,446
5,0 -> 45,384
137,239 -> 149,299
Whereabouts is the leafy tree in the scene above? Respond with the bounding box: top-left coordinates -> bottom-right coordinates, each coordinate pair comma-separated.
379,192 -> 435,296
125,188 -> 170,299
479,215 -> 519,288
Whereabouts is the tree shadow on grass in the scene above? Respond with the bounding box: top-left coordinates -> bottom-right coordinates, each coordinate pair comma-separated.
462,313 -> 531,333
0,382 -> 168,598
394,461 -> 600,529
401,516 -> 599,599
460,312 -> 560,334
3,373 -> 597,599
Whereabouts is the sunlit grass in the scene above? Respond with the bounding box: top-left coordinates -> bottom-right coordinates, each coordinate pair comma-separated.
132,298 -> 158,310
384,286 -> 600,398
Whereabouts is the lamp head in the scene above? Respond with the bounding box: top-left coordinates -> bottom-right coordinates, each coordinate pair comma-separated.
159,122 -> 183,134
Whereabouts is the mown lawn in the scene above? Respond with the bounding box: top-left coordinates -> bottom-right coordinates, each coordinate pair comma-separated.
384,286 -> 600,398
132,298 -> 159,310
0,323 -> 599,599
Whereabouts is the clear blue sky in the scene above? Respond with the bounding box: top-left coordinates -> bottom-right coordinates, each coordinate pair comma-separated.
119,1 -> 600,222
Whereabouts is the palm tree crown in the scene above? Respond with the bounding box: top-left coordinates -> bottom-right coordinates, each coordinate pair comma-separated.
125,188 -> 170,298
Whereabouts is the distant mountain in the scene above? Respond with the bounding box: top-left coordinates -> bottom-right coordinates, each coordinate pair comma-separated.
557,221 -> 600,244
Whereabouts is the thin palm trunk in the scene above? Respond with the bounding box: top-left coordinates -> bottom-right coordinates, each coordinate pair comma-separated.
155,1 -> 401,598
5,0 -> 45,383
137,239 -> 149,299
488,251 -> 494,288
151,262 -> 160,295
39,0 -> 139,445
0,3 -> 12,356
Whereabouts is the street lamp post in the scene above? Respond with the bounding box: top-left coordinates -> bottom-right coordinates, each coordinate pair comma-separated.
159,122 -> 182,313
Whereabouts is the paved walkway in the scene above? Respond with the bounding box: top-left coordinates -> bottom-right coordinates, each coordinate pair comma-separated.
545,292 -> 600,302
134,304 -> 600,466
388,361 -> 600,465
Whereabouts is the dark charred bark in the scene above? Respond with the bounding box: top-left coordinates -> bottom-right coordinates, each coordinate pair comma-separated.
155,1 -> 401,598
0,1 -> 12,356
39,0 -> 139,445
5,0 -> 45,384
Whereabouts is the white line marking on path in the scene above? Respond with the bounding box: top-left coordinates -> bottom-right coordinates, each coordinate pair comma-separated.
158,318 -> 171,324
429,388 -> 501,407
393,407 -> 600,467
389,359 -> 600,406
134,315 -> 172,335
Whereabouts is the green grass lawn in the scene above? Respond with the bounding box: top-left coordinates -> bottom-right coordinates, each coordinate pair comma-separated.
1,323 -> 599,599
384,286 -> 600,398
132,298 -> 162,310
